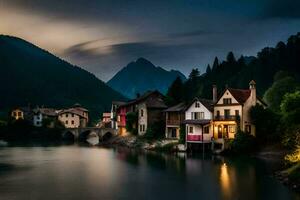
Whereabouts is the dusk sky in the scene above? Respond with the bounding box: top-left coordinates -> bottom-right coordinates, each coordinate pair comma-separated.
1,0 -> 300,81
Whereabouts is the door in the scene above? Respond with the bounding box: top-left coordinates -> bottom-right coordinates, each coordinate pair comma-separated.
218,125 -> 222,138
171,128 -> 177,138
223,125 -> 229,138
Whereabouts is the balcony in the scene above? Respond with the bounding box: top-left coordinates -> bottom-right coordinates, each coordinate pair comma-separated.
214,115 -> 239,121
187,135 -> 202,141
166,119 -> 181,126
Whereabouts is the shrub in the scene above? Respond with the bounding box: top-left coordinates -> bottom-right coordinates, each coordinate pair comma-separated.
179,124 -> 186,144
230,130 -> 256,153
144,121 -> 165,140
125,112 -> 138,135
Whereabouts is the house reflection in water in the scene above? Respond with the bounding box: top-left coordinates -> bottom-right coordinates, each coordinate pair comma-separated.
220,163 -> 231,199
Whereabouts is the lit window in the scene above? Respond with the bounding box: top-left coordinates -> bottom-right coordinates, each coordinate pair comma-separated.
18,112 -> 22,116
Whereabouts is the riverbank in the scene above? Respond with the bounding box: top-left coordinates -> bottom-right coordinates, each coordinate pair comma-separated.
254,144 -> 300,193
99,135 -> 184,152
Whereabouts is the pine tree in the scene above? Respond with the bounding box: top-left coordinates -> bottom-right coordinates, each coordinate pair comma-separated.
189,68 -> 200,80
212,57 -> 219,72
166,77 -> 184,106
206,64 -> 212,74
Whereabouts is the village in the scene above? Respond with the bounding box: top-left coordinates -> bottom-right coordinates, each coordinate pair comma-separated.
8,80 -> 266,153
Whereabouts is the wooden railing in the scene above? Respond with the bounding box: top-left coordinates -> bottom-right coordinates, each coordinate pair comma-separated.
166,119 -> 181,125
214,115 -> 239,121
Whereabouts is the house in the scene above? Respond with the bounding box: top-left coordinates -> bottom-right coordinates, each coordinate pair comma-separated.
184,98 -> 214,144
11,107 -> 32,121
111,101 -> 126,130
58,106 -> 89,128
98,112 -> 112,128
164,102 -> 186,139
71,103 -> 89,124
33,108 -> 58,127
212,80 -> 266,141
116,91 -> 167,136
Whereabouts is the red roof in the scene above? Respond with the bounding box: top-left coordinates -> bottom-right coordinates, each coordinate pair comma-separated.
227,88 -> 251,104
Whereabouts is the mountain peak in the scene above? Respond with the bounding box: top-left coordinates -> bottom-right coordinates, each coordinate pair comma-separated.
107,58 -> 186,98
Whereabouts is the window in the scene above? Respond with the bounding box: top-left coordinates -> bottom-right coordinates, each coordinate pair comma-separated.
195,102 -> 200,108
140,124 -> 145,132
18,112 -> 22,116
191,112 -> 204,120
216,111 -> 220,117
66,114 -> 68,118
140,109 -> 144,117
143,125 -> 145,132
204,126 -> 209,134
189,126 -> 193,133
13,112 -> 17,117
235,110 -> 239,116
72,114 -> 74,117
223,98 -> 232,104
229,125 -> 235,133
224,109 -> 230,118
65,120 -> 68,124
71,120 -> 74,125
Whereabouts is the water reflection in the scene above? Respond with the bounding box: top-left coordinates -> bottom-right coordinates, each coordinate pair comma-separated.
0,146 -> 299,200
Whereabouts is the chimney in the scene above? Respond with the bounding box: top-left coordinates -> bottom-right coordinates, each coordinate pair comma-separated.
213,85 -> 217,103
249,80 -> 256,106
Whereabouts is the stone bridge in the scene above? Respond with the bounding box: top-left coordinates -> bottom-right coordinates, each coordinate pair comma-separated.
62,127 -> 117,141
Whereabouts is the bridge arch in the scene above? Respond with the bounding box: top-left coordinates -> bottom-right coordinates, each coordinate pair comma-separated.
101,131 -> 113,141
62,131 -> 75,141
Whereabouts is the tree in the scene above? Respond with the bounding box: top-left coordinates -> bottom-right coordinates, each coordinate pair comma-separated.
250,104 -> 280,143
226,52 -> 236,64
188,68 -> 200,80
179,124 -> 186,144
206,64 -> 212,74
263,73 -> 298,111
212,57 -> 219,72
280,90 -> 300,126
126,112 -> 138,135
166,77 -> 184,106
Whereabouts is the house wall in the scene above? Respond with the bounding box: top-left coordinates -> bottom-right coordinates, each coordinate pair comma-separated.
185,101 -> 212,120
58,113 -> 81,128
11,109 -> 24,120
186,124 -> 213,141
216,89 -> 239,104
137,103 -> 147,135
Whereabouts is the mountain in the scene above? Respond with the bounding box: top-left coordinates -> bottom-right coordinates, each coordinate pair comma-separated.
0,35 -> 126,121
107,58 -> 187,98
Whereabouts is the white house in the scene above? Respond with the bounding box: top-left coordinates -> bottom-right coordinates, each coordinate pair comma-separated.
212,80 -> 267,140
184,98 -> 214,144
33,108 -> 58,127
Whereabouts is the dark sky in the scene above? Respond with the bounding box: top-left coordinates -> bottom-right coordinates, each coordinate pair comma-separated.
1,0 -> 300,81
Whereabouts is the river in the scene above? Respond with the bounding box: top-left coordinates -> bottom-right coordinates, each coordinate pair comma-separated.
0,145 -> 299,200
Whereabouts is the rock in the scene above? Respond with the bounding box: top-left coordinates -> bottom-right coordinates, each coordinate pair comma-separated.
177,144 -> 186,152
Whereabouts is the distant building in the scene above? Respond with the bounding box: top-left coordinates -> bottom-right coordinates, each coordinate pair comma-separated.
110,101 -> 126,130
164,102 -> 186,139
116,91 -> 167,136
33,108 -> 58,127
11,107 -> 32,121
58,104 -> 89,128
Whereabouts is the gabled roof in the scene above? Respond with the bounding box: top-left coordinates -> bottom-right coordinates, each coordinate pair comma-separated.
120,90 -> 167,109
34,108 -> 58,117
164,102 -> 186,112
59,108 -> 87,119
227,88 -> 251,104
186,98 -> 214,112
